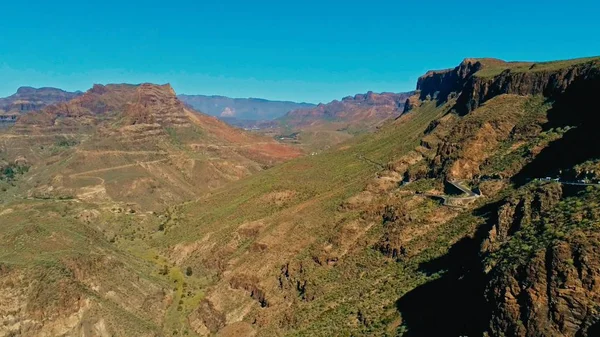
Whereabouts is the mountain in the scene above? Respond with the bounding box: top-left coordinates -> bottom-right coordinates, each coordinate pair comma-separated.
1,83 -> 302,210
281,91 -> 413,128
267,91 -> 413,150
177,94 -> 315,121
0,87 -> 82,121
139,56 -> 600,336
2,56 -> 600,337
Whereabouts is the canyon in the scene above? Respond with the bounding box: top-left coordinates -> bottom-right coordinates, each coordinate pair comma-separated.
1,56 -> 599,336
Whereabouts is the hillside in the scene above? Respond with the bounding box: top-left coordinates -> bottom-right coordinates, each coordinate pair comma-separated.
268,91 -> 413,150
0,83 -> 301,210
145,56 -> 600,336
282,91 -> 412,127
1,56 -> 600,337
178,94 -> 315,121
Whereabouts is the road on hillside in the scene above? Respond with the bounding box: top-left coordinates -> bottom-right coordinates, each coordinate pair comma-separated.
448,179 -> 481,197
536,177 -> 600,186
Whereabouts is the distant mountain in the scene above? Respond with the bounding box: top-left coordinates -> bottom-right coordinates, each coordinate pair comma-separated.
280,91 -> 414,129
267,91 -> 414,150
177,94 -> 315,121
4,83 -> 302,209
0,86 -> 82,117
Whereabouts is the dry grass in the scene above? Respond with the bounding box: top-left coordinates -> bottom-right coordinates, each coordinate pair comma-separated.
475,56 -> 600,78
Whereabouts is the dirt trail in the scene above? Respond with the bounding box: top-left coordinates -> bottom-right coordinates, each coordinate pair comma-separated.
187,142 -> 283,149
75,150 -> 169,155
70,159 -> 169,178
0,133 -> 82,138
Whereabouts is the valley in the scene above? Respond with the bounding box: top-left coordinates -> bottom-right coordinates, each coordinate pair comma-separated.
1,55 -> 600,337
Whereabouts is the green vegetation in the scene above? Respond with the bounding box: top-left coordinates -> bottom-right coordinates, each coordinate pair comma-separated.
55,137 -> 79,147
1,56 -> 599,336
488,185 -> 600,271
475,56 -> 600,78
0,163 -> 29,181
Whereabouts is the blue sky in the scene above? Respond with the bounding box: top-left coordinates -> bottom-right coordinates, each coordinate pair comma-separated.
1,0 -> 598,103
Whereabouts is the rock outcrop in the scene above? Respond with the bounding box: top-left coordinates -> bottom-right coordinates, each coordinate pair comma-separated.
455,60 -> 600,115
410,57 -> 600,116
484,186 -> 600,337
123,84 -> 191,127
487,235 -> 600,337
416,58 -> 486,102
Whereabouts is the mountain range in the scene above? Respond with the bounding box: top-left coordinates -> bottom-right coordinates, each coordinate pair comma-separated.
0,87 -> 82,121
267,91 -> 413,150
1,56 -> 600,337
1,83 -> 301,209
177,94 -> 315,121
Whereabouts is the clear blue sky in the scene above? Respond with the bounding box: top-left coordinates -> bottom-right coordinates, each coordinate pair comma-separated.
1,0 -> 598,103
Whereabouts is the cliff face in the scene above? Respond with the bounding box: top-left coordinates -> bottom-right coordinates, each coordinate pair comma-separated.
487,236 -> 600,337
123,84 -> 191,127
13,84 -> 139,131
456,60 -> 600,114
409,57 -> 600,116
483,186 -> 600,337
412,57 -> 600,181
416,58 -> 484,102
396,57 -> 600,336
3,82 -> 302,210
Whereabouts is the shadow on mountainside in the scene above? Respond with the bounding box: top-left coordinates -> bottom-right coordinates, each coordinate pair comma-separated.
513,75 -> 600,185
396,74 -> 600,336
395,200 -> 503,336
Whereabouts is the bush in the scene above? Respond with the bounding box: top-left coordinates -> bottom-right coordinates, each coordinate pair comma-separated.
0,164 -> 29,181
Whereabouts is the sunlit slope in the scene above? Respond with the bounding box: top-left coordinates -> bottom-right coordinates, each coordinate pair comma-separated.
149,100 -> 447,335
0,83 -> 301,210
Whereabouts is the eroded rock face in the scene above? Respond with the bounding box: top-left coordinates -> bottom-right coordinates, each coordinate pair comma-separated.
13,84 -> 139,131
414,57 -> 600,117
483,183 -> 563,253
487,234 -> 600,337
123,84 -> 191,127
416,58 -> 485,102
456,61 -> 600,115
481,184 -> 600,337
191,299 -> 226,333
229,275 -> 269,308
0,265 -> 110,337
0,249 -> 169,337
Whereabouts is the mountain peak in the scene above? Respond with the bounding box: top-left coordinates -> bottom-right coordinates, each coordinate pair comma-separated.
15,86 -> 37,94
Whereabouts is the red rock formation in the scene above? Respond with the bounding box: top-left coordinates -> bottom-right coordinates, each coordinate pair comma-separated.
282,91 -> 413,128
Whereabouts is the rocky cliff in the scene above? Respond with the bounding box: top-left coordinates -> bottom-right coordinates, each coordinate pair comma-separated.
415,58 -> 485,102
123,84 -> 191,127
456,59 -> 600,115
394,56 -> 600,336
483,185 -> 600,337
409,57 -> 600,116
3,56 -> 600,337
